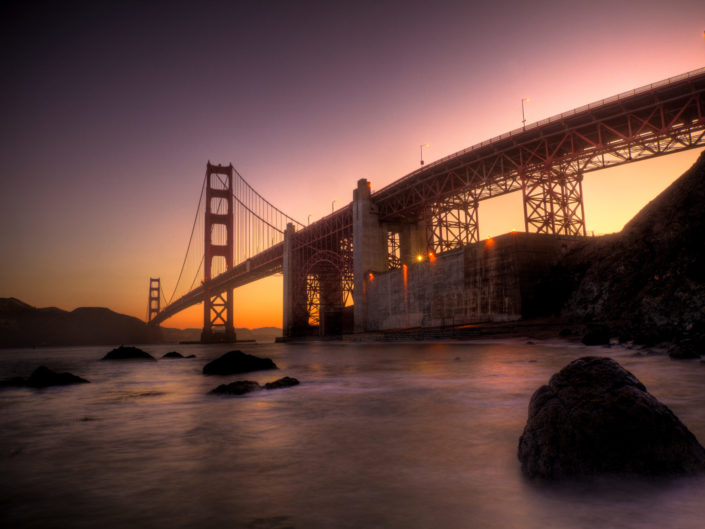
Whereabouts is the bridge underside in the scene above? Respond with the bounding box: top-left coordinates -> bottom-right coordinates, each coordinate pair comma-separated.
151,68 -> 705,339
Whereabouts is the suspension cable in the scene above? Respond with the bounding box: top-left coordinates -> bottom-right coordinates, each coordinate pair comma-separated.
167,172 -> 207,304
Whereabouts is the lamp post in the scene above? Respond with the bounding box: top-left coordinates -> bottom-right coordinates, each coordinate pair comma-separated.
521,97 -> 530,130
307,214 -> 312,225
420,143 -> 429,166
331,200 -> 336,213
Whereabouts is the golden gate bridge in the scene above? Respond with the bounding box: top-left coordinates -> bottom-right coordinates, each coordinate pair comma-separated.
147,67 -> 705,341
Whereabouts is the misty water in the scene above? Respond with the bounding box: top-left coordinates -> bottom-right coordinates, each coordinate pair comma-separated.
2,341 -> 705,529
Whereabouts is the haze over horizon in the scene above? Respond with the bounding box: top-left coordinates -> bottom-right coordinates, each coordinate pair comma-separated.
1,0 -> 704,330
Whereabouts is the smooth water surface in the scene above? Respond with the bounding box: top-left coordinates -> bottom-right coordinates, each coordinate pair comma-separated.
1,341 -> 705,528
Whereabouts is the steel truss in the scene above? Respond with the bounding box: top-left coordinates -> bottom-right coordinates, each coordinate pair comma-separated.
387,231 -> 401,270
290,208 -> 353,328
373,68 -> 705,241
305,274 -> 320,326
426,192 -> 480,252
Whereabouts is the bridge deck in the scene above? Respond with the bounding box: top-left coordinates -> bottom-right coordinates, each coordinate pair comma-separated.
153,67 -> 705,325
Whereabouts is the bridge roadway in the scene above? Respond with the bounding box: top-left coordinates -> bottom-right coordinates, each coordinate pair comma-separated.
152,67 -> 705,326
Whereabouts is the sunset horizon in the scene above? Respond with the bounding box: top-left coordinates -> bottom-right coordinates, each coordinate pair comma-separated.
2,1 -> 704,330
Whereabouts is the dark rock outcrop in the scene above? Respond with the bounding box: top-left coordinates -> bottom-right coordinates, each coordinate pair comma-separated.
518,356 -> 705,479
102,346 -> 156,361
202,350 -> 277,375
210,380 -> 262,395
263,376 -> 300,390
556,152 -> 705,349
0,366 -> 89,388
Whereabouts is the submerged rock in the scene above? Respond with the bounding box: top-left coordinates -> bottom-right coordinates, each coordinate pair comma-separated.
210,376 -> 300,396
26,366 -> 89,387
161,351 -> 185,359
0,366 -> 89,388
102,346 -> 156,361
518,356 -> 705,479
210,380 -> 262,395
668,338 -> 704,359
263,376 -> 299,390
202,350 -> 277,375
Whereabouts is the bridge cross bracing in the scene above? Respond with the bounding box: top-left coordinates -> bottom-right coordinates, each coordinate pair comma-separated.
149,67 -> 705,339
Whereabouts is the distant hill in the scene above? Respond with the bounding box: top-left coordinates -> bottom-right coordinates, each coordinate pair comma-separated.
547,150 -> 705,346
0,298 -> 281,347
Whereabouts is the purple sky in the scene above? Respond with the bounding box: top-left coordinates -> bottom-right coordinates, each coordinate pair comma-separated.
1,0 -> 704,327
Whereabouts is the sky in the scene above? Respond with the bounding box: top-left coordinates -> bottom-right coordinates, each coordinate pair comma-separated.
1,0 -> 704,330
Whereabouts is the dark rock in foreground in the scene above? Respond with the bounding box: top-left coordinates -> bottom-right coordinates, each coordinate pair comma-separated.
102,346 -> 156,361
518,356 -> 705,479
0,366 -> 89,388
264,376 -> 299,390
202,350 -> 277,375
210,376 -> 300,396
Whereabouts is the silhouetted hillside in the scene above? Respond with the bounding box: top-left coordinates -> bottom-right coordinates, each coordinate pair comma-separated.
551,150 -> 705,346
0,299 -> 151,347
0,298 -> 282,347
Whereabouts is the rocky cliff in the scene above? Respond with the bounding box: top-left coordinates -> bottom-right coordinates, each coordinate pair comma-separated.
553,150 -> 705,348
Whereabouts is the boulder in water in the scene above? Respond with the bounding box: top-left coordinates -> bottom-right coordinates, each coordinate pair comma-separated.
26,366 -> 89,387
102,346 -> 156,361
0,366 -> 89,388
210,376 -> 300,396
202,350 -> 277,375
210,380 -> 262,395
263,376 -> 299,390
518,356 -> 705,479
161,351 -> 185,359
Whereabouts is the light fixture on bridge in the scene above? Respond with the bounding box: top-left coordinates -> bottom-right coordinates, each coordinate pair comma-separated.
331,200 -> 337,213
416,254 -> 424,262
308,214 -> 312,225
521,97 -> 530,130
420,143 -> 429,166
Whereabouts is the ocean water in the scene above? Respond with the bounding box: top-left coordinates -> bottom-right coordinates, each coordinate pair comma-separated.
1,340 -> 705,529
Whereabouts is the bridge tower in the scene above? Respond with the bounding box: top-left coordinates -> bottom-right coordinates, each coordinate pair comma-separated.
201,162 -> 236,343
148,277 -> 160,324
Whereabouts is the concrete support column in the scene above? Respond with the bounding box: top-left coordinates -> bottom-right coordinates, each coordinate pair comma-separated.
352,178 -> 387,333
283,223 -> 297,338
399,219 -> 426,265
